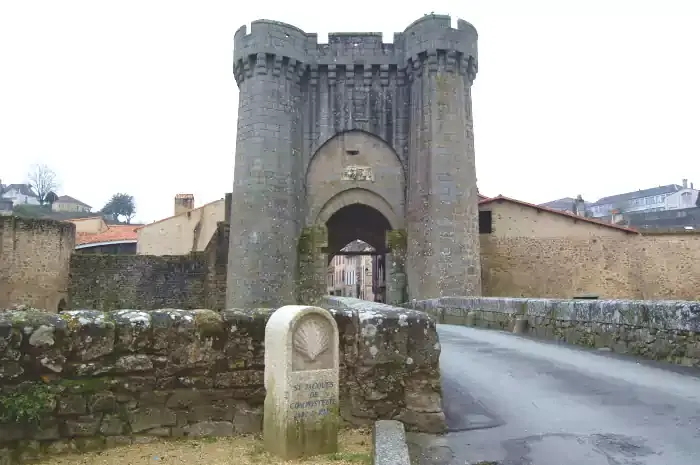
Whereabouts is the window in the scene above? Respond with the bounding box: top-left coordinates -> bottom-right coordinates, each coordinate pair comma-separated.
479,210 -> 493,234
342,270 -> 345,283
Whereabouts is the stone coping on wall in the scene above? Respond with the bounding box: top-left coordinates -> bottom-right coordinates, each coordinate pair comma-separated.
406,296 -> 700,368
407,296 -> 700,332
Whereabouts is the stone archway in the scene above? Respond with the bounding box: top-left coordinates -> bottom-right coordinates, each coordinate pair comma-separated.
228,18 -> 482,309
295,131 -> 409,305
325,203 -> 390,260
296,202 -> 407,305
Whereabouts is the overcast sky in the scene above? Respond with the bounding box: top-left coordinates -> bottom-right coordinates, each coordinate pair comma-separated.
1,0 -> 699,223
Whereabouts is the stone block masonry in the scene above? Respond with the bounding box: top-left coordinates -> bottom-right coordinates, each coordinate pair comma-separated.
228,15 -> 483,309
69,253 -> 208,311
410,297 -> 700,367
0,298 -> 444,463
0,216 -> 75,312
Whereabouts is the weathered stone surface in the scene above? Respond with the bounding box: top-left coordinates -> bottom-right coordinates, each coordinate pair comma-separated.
184,421 -> 234,437
373,420 -> 411,465
233,405 -> 263,433
264,306 -> 340,460
127,407 -> 177,433
115,355 -> 153,373
58,394 -> 87,415
0,302 -> 443,460
412,297 -> 700,367
99,415 -> 126,436
63,415 -> 102,437
88,392 -> 117,413
324,297 -> 446,433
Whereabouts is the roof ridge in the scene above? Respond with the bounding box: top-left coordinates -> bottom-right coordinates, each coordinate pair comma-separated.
479,195 -> 638,234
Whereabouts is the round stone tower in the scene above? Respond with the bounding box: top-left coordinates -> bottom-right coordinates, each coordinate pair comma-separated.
228,21 -> 309,308
228,16 -> 481,308
402,15 -> 481,298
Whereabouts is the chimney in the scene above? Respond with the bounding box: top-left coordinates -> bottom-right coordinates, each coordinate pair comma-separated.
574,195 -> 586,217
174,194 -> 195,216
683,179 -> 688,188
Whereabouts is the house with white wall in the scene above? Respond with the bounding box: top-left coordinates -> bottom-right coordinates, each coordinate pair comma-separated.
0,183 -> 39,206
588,179 -> 699,219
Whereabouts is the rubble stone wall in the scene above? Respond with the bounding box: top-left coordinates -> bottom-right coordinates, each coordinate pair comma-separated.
410,297 -> 700,367
68,254 -> 208,311
0,298 -> 443,462
0,216 -> 75,313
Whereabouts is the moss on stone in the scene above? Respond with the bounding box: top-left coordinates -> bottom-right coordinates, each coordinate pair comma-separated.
58,378 -> 109,394
0,382 -> 56,424
296,225 -> 328,305
518,302 -> 527,316
387,229 -> 407,251
58,312 -> 81,331
193,310 -> 224,336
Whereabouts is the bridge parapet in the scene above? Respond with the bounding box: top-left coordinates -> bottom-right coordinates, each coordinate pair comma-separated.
407,297 -> 700,367
321,296 -> 446,433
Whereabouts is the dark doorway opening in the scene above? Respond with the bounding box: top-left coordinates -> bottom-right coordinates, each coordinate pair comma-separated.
324,204 -> 391,303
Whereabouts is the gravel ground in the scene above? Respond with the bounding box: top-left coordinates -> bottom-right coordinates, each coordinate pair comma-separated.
38,429 -> 371,465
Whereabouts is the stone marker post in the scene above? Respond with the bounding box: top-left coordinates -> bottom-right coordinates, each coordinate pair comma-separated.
264,305 -> 340,459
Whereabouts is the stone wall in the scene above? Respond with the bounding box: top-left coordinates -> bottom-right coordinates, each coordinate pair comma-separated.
0,299 -> 443,462
68,254 -> 208,311
0,216 -> 75,312
202,222 -> 229,310
410,297 -> 700,367
480,233 -> 700,300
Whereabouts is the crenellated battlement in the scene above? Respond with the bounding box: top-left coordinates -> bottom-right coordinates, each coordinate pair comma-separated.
229,15 -> 483,308
232,14 -> 478,86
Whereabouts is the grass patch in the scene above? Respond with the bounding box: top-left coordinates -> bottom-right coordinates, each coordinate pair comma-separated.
36,428 -> 371,465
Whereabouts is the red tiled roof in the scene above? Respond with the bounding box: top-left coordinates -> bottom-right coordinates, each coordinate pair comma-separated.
478,195 -> 639,234
76,224 -> 142,246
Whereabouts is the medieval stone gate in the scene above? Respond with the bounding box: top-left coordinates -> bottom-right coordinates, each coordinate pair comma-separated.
227,15 -> 482,309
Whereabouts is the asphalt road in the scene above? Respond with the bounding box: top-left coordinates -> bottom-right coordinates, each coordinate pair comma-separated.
415,324 -> 700,465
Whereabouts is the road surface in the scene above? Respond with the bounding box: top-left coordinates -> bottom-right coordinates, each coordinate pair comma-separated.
410,324 -> 700,465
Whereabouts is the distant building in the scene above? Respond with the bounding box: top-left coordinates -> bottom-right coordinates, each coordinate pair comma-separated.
52,195 -> 92,213
0,183 -> 39,206
0,199 -> 13,215
478,196 -> 637,238
137,194 -> 226,256
327,240 -> 376,301
539,196 -> 591,216
588,180 -> 699,219
69,216 -> 140,254
622,207 -> 700,231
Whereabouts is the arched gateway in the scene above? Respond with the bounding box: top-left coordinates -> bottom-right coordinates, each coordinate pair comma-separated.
227,15 -> 482,308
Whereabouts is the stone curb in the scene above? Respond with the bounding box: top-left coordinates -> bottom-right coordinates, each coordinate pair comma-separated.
373,420 -> 411,465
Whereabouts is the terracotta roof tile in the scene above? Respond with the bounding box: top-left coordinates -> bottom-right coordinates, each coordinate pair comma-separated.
76,224 -> 142,246
478,195 -> 639,234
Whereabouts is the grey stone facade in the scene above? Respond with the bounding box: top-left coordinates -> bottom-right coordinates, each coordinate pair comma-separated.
227,15 -> 482,308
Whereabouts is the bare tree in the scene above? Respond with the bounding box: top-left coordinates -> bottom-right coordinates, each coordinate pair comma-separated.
27,164 -> 58,205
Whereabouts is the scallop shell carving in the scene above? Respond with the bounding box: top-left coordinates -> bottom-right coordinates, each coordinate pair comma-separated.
293,319 -> 330,361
